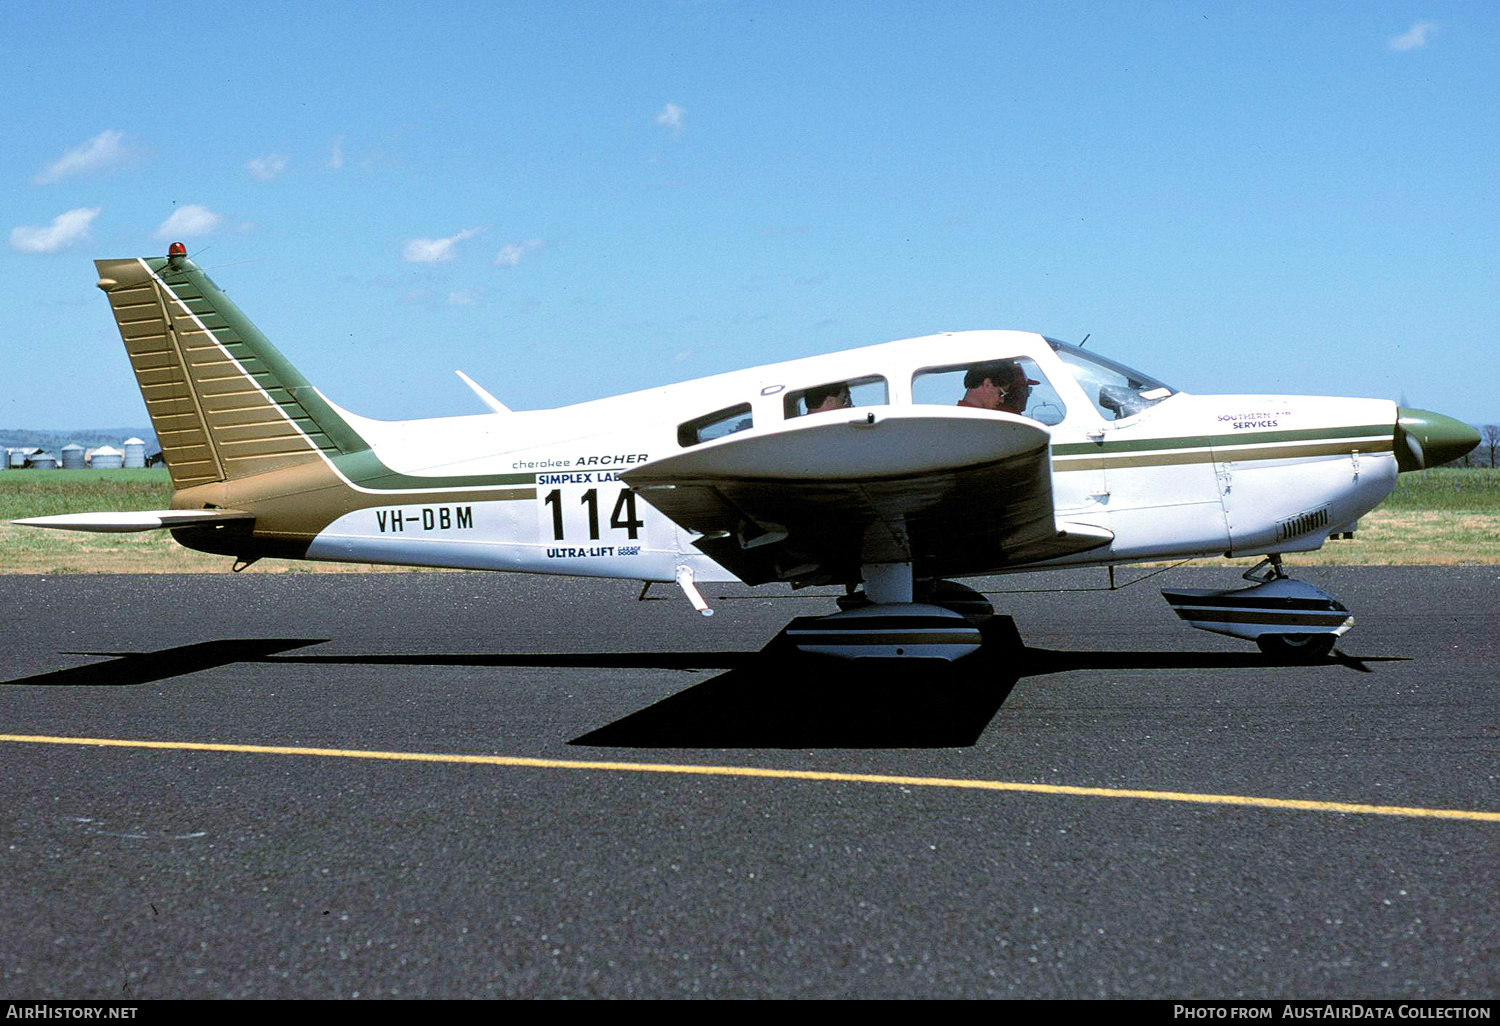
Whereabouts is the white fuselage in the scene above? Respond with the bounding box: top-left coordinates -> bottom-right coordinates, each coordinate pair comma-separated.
302,331 -> 1399,582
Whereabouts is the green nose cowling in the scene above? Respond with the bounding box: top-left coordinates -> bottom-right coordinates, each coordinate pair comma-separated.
1394,408 -> 1481,472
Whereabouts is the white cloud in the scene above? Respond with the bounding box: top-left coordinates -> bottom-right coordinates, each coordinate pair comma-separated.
448,289 -> 482,306
155,204 -> 224,240
1390,21 -> 1436,51
403,227 -> 484,263
9,207 -> 101,253
494,238 -> 545,267
655,103 -> 685,136
34,130 -> 130,184
328,136 -> 345,170
247,154 -> 289,181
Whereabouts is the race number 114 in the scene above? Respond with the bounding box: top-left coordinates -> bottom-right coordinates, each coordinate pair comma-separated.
541,486 -> 644,542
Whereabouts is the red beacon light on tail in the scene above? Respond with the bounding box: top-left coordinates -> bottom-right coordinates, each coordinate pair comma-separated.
167,241 -> 187,270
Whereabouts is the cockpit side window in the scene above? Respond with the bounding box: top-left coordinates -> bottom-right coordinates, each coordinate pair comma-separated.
678,403 -> 753,447
1046,339 -> 1176,421
911,357 -> 1067,425
784,375 -> 888,418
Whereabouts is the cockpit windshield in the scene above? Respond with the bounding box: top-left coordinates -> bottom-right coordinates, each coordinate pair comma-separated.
1045,339 -> 1177,421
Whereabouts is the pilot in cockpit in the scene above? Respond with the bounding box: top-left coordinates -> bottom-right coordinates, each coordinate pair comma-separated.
957,360 -> 1040,416
803,381 -> 853,414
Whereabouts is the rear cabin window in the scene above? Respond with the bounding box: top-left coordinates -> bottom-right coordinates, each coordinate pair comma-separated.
678,403 -> 753,447
783,376 -> 889,418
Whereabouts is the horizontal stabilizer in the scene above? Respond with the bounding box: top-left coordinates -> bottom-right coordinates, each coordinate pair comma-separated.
11,509 -> 255,534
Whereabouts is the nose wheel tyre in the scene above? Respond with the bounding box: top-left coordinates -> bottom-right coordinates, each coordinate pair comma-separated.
1255,633 -> 1337,662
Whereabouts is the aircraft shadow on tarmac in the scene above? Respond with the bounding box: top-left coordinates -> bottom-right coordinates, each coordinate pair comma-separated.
3,618 -> 1405,749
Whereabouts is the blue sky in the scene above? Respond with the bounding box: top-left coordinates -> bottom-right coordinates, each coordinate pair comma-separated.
3,1 -> 1495,429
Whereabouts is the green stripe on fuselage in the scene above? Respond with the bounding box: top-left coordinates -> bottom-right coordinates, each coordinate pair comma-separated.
1054,438 -> 1393,472
332,448 -> 538,493
1051,424 -> 1391,457
1051,425 -> 1393,472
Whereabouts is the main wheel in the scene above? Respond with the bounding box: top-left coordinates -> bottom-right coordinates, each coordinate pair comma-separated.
1255,633 -> 1337,662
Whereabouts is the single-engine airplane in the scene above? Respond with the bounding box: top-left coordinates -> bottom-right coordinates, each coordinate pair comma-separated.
16,245 -> 1480,661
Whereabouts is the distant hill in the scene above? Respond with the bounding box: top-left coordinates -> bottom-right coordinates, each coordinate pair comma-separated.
0,428 -> 158,454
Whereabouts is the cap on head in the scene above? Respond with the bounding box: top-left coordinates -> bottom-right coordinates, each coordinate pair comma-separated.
964,359 -> 1039,391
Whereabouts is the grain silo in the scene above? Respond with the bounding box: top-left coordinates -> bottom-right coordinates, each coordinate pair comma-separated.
122,437 -> 146,468
60,443 -> 86,469
91,446 -> 124,470
29,452 -> 58,469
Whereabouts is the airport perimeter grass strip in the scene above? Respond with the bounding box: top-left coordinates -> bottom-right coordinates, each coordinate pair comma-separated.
2,733 -> 1496,824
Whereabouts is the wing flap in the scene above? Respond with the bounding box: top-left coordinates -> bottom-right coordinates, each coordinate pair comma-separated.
12,509 -> 255,533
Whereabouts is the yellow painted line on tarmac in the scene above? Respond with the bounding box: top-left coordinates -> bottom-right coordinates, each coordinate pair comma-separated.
2,732 -> 1497,823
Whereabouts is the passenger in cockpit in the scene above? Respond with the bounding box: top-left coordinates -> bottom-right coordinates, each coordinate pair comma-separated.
803,381 -> 853,414
957,360 -> 1039,416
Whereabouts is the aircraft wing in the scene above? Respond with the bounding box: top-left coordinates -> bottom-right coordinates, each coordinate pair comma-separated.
622,409 -> 1111,586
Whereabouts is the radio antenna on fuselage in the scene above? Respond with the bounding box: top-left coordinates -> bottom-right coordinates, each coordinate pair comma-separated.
455,370 -> 512,414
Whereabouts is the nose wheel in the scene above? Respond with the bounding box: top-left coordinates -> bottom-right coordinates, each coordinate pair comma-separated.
1255,632 -> 1337,662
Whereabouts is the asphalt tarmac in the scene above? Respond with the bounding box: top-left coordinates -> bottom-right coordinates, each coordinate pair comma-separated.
0,566 -> 1495,999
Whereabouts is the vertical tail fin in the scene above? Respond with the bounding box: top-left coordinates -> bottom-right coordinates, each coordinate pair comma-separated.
94,247 -> 367,489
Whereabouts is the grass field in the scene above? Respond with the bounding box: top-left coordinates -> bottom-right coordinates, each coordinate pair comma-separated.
1,466 -> 1496,573
0,469 -> 420,574
1209,466 -> 1498,569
